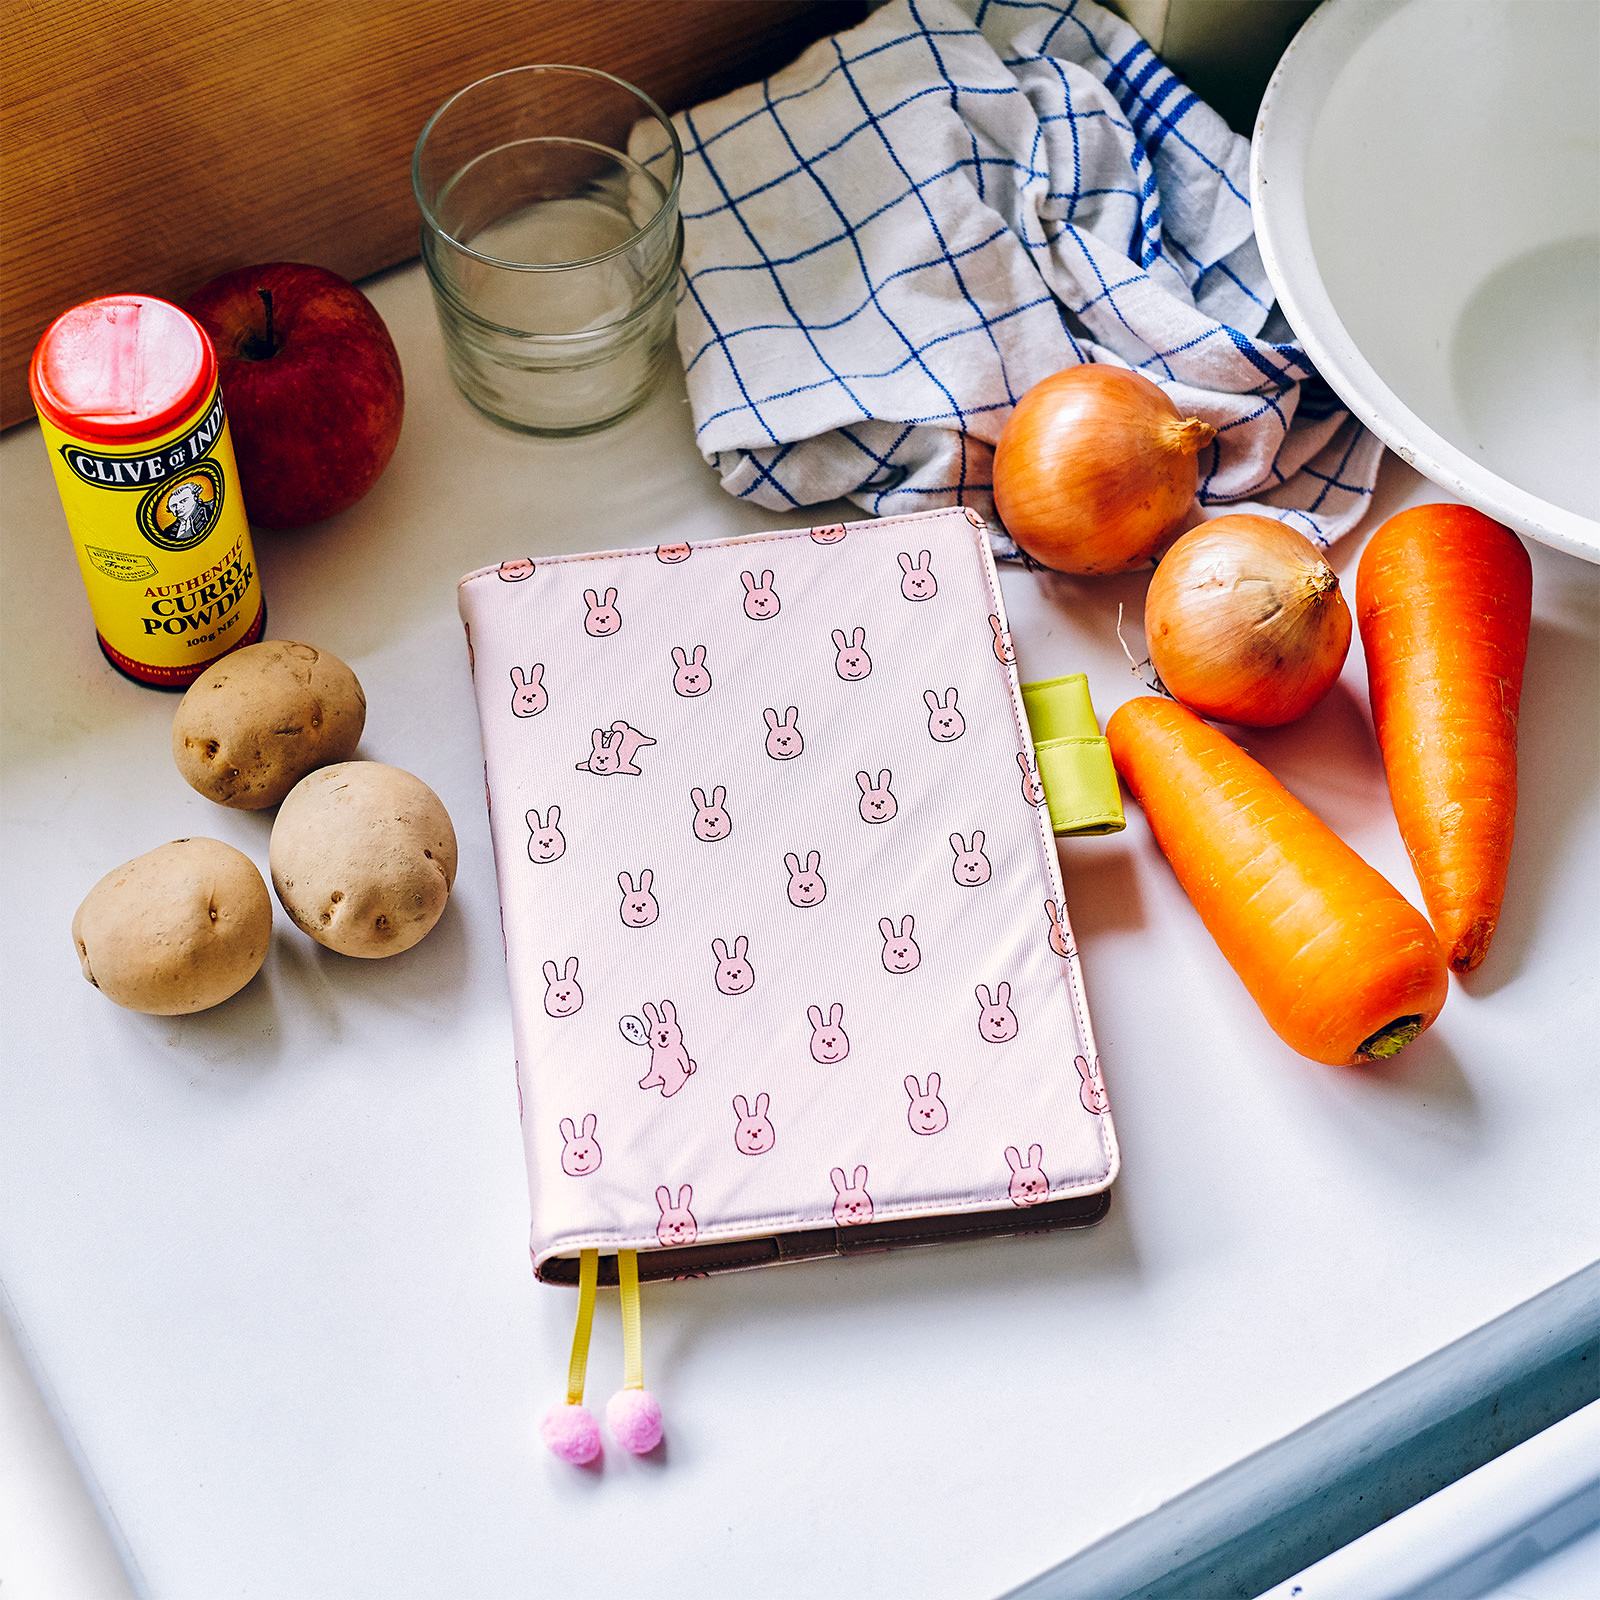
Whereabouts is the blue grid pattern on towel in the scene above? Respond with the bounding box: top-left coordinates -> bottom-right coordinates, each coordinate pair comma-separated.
634,0 -> 1381,545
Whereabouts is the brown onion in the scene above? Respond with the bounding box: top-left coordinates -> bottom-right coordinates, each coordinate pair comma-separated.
1144,514 -> 1352,727
992,365 -> 1216,574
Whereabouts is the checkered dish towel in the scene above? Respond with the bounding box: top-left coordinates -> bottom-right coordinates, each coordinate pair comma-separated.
631,0 -> 1382,548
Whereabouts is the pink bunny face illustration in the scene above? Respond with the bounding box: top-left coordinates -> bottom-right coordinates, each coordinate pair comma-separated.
950,831 -> 991,885
924,687 -> 965,742
655,1184 -> 697,1246
691,786 -> 732,842
542,958 -> 583,1017
807,1002 -> 849,1063
582,587 -> 622,637
577,727 -> 620,774
712,936 -> 754,995
618,870 -> 659,927
732,1093 -> 775,1155
898,549 -> 937,600
976,982 -> 1019,1042
810,524 -> 848,544
1018,750 -> 1046,806
1045,898 -> 1074,958
1076,1054 -> 1109,1115
904,1073 -> 948,1136
559,1114 -> 602,1176
1006,1145 -> 1049,1206
785,851 -> 826,907
831,1166 -> 873,1226
856,769 -> 897,823
656,542 -> 691,564
989,613 -> 1015,664
741,569 -> 780,620
672,644 -> 711,697
764,706 -> 803,760
526,807 -> 566,863
879,915 -> 921,973
832,627 -> 872,680
510,664 -> 547,718
498,557 -> 534,582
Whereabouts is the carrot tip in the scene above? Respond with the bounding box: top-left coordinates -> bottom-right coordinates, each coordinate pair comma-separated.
1449,918 -> 1495,974
1356,1014 -> 1427,1062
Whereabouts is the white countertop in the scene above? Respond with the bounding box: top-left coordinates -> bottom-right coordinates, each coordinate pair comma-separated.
1,261 -> 1596,1600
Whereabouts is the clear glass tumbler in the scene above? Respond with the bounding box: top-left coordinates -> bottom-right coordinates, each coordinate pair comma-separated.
412,65 -> 684,435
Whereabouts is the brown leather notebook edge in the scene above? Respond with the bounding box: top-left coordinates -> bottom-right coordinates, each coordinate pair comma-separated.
536,1189 -> 1113,1285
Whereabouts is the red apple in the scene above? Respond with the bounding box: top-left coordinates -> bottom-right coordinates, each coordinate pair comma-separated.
185,263 -> 403,530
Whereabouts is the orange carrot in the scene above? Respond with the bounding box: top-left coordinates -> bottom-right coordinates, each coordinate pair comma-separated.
1106,696 -> 1448,1066
1356,505 -> 1532,974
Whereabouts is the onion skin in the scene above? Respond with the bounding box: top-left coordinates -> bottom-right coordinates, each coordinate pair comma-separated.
993,365 -> 1216,574
1145,514 -> 1352,727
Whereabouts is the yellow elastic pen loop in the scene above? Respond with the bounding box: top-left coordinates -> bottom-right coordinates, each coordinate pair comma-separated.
565,1248 -> 599,1406
618,1248 -> 644,1392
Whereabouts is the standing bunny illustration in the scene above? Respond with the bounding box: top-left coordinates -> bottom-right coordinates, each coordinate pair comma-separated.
832,628 -> 872,680
618,871 -> 659,928
712,936 -> 755,995
558,1115 -> 602,1176
1045,899 -> 1075,958
898,549 -> 937,600
989,614 -> 1015,665
1076,1054 -> 1110,1115
609,720 -> 656,774
924,688 -> 965,742
732,1094 -> 775,1155
510,664 -> 547,718
498,557 -> 534,582
542,958 -> 583,1017
785,852 -> 826,907
1018,750 -> 1046,807
639,1001 -> 696,1097
526,807 -> 566,863
976,983 -> 1019,1042
904,1074 -> 949,1136
655,1184 -> 698,1245
576,728 -> 621,774
856,769 -> 897,823
950,832 -> 991,886
582,587 -> 622,636
830,1166 -> 873,1225
764,706 -> 803,760
691,787 -> 732,841
741,569 -> 781,619
879,916 -> 921,973
1005,1145 -> 1049,1205
671,644 -> 712,696
807,1003 -> 849,1063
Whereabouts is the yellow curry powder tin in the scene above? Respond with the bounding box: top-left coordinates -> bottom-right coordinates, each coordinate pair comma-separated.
30,295 -> 266,689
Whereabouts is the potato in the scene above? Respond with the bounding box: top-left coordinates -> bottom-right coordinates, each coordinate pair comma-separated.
172,640 -> 366,809
270,762 -> 457,958
72,838 -> 272,1015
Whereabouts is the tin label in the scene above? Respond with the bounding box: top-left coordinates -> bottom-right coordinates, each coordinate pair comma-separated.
39,383 -> 265,687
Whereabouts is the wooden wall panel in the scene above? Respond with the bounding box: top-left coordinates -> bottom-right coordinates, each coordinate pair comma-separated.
0,0 -> 865,429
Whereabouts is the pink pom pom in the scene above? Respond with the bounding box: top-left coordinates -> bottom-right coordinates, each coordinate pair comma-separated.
541,1402 -> 601,1464
606,1387 -> 663,1454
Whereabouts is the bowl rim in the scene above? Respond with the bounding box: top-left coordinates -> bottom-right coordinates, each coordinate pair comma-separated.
1250,0 -> 1600,564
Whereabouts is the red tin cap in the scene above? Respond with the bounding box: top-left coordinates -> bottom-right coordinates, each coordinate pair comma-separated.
29,295 -> 216,443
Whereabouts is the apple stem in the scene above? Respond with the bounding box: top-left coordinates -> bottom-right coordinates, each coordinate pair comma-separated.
241,288 -> 277,361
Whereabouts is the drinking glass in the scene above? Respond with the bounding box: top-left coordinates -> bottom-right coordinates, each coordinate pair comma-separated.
412,65 -> 684,435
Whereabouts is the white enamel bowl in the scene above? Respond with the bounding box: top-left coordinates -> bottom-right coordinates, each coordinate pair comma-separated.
1252,0 -> 1600,562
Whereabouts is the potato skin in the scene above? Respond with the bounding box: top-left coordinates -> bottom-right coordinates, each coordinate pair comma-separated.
72,838 -> 272,1015
172,640 -> 366,809
270,762 -> 457,958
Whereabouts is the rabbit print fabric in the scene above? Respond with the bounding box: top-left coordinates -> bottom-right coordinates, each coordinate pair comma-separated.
459,508 -> 1117,1272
